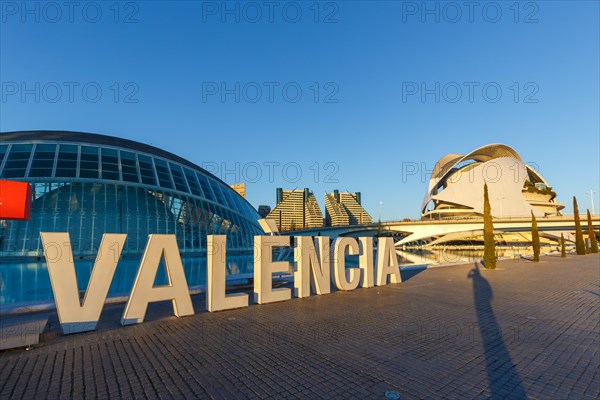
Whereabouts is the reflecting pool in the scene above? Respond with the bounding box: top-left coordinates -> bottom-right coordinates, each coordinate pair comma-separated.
0,254 -> 255,312
397,246 -> 548,267
1,245 -> 552,312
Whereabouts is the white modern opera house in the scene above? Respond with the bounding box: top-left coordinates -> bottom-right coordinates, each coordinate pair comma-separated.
421,144 -> 564,220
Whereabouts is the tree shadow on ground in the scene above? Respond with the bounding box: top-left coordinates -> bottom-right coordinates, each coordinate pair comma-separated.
468,262 -> 527,399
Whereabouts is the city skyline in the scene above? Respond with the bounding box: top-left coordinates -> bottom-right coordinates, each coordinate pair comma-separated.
1,3 -> 599,398
1,129 -> 596,221
1,1 -> 599,219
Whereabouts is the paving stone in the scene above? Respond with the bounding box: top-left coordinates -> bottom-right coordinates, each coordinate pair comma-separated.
1,254 -> 599,399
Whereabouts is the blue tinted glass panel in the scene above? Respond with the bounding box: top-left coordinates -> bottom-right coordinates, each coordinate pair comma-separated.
55,144 -> 78,177
153,158 -> 174,189
137,154 -> 157,186
222,188 -> 237,211
169,163 -> 189,193
101,148 -> 120,180
244,202 -> 259,220
208,179 -> 227,206
183,168 -> 203,197
228,190 -> 244,213
241,200 -> 254,220
29,144 -> 56,178
79,146 -> 99,179
1,144 -> 33,178
0,145 -> 9,167
196,173 -> 215,202
120,151 -> 139,183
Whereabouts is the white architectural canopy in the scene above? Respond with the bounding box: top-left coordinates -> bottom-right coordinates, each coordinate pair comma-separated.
422,144 -> 564,219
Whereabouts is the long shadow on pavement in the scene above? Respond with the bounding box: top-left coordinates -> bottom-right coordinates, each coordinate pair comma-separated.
468,262 -> 527,399
400,267 -> 427,282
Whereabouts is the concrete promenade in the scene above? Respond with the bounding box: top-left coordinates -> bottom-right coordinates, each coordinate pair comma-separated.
1,254 -> 599,399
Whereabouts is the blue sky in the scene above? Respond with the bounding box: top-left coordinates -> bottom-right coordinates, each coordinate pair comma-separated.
1,1 -> 598,220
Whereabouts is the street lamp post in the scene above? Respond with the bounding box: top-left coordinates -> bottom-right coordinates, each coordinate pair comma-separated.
377,201 -> 384,238
586,190 -> 596,215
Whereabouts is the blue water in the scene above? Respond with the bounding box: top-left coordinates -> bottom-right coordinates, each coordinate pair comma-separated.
0,254 -> 255,311
0,250 -> 485,312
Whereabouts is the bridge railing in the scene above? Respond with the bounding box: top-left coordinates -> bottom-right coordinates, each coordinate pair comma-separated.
380,214 -> 600,225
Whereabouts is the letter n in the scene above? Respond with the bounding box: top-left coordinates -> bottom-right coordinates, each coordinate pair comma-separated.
294,236 -> 331,297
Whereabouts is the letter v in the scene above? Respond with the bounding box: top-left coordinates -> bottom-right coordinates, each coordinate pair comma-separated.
41,233 -> 126,334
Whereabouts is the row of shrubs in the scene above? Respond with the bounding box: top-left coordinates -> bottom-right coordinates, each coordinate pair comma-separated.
483,187 -> 598,269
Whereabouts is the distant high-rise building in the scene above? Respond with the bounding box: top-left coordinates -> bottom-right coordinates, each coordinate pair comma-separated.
266,188 -> 323,231
325,190 -> 372,226
257,205 -> 271,218
230,183 -> 246,199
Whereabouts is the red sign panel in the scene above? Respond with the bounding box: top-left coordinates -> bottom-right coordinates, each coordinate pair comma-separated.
0,180 -> 32,221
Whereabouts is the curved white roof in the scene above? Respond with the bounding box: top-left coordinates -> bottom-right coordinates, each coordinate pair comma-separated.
422,144 -> 558,218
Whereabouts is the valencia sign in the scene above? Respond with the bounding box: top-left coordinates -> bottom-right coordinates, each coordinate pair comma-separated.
40,233 -> 403,335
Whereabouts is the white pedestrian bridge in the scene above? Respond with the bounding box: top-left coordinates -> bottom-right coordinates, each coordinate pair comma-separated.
286,215 -> 599,247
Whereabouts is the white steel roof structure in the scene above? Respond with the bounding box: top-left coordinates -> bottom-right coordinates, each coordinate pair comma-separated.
422,144 -> 564,219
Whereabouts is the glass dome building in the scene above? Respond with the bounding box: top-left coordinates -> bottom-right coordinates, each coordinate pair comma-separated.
0,131 -> 263,259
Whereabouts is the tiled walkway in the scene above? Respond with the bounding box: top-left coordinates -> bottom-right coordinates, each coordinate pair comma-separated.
1,254 -> 599,399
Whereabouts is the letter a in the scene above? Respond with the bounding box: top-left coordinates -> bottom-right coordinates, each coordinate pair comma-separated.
376,237 -> 402,286
41,232 -> 126,334
121,235 -> 194,325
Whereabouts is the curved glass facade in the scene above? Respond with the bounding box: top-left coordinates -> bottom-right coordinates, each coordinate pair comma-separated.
0,131 -> 263,258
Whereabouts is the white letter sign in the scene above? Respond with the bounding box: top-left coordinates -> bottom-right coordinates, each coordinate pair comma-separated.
207,235 -> 249,312
376,237 -> 402,286
254,236 -> 292,304
294,236 -> 331,298
121,235 -> 194,325
41,232 -> 126,334
359,237 -> 375,288
332,237 -> 361,291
